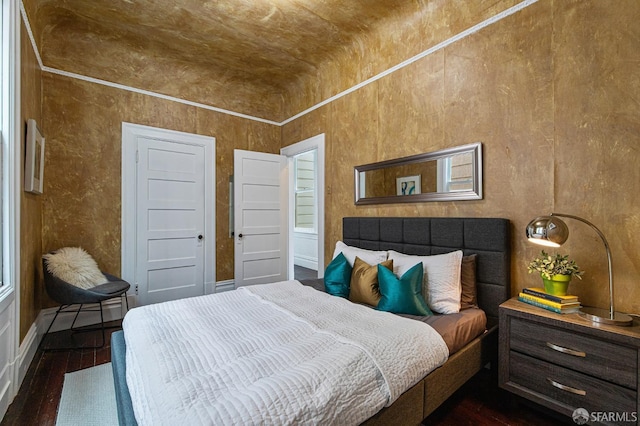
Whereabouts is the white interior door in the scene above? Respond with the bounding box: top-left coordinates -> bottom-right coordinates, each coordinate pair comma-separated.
234,150 -> 288,287
137,138 -> 205,305
122,122 -> 216,306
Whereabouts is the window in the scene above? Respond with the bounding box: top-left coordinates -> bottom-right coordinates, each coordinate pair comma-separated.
0,1 -> 4,289
440,152 -> 474,193
293,150 -> 316,232
0,0 -> 14,295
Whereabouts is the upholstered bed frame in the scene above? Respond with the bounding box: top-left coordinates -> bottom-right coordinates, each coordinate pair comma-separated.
339,217 -> 511,425
111,217 -> 510,425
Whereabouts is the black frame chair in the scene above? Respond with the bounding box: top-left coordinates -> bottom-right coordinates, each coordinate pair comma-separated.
40,258 -> 131,351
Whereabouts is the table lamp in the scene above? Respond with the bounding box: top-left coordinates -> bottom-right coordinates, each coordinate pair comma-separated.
525,213 -> 633,327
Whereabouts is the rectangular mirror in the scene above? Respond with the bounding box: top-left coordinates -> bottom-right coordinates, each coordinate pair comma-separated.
354,142 -> 482,204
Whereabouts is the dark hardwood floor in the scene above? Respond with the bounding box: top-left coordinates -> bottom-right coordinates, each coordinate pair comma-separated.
1,322 -> 121,426
295,265 -> 318,280
423,368 -> 572,426
2,320 -> 569,426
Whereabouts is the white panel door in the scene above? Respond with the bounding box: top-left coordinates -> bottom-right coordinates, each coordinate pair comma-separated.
234,150 -> 288,287
137,138 -> 206,305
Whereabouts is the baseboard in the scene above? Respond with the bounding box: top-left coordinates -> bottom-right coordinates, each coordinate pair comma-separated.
294,256 -> 318,271
215,279 -> 234,293
17,323 -> 38,386
35,283 -> 235,336
37,296 -> 130,335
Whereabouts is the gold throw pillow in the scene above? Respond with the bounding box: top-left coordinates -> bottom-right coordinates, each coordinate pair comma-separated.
349,257 -> 393,307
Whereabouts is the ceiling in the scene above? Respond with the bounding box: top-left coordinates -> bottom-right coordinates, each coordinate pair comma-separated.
25,0 -> 429,121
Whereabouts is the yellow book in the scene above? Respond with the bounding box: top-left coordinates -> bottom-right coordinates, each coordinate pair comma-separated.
518,292 -> 580,310
522,287 -> 578,304
517,295 -> 581,314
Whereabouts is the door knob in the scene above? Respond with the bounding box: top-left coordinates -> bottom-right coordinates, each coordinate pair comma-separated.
198,235 -> 203,240
238,233 -> 243,238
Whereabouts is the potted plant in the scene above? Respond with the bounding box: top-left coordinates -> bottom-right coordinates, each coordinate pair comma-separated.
527,250 -> 583,295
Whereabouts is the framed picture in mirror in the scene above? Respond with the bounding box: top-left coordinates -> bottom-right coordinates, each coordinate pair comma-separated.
396,175 -> 421,196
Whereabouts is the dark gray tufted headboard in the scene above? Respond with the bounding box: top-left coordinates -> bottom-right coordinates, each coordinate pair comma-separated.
342,217 -> 511,320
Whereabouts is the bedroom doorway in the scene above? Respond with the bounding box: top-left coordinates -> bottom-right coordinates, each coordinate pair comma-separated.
232,134 -> 325,287
281,134 -> 325,281
121,123 -> 216,306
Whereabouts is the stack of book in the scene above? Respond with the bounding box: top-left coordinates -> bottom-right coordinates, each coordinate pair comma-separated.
518,287 -> 581,314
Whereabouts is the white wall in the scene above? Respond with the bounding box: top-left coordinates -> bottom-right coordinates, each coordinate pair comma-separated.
293,231 -> 318,270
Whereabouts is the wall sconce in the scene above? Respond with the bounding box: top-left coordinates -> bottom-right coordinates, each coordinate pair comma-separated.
526,213 -> 633,327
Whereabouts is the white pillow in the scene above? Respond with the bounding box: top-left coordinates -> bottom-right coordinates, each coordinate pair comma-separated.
43,247 -> 108,290
388,250 -> 463,314
332,241 -> 388,267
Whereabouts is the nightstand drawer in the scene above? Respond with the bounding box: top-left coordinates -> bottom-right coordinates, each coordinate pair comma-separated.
510,352 -> 637,415
510,317 -> 637,389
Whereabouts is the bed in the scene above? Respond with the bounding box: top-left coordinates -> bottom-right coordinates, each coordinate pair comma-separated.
111,216 -> 510,425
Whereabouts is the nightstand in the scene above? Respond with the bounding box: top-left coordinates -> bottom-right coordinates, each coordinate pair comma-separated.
499,298 -> 640,425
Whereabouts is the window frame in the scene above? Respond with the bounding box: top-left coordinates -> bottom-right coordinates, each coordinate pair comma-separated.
438,153 -> 475,194
0,0 -> 19,311
293,150 -> 317,234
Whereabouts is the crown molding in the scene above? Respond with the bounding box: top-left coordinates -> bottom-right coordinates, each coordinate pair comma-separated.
41,66 -> 281,126
20,0 -> 538,127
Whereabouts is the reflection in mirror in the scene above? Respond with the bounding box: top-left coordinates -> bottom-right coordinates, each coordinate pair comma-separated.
355,142 -> 482,204
294,150 -> 317,230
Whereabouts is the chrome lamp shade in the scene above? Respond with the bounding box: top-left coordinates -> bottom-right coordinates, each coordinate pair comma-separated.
525,213 -> 633,327
526,216 -> 569,247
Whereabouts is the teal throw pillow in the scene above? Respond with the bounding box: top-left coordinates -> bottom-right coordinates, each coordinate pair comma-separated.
377,262 -> 433,316
324,252 -> 352,298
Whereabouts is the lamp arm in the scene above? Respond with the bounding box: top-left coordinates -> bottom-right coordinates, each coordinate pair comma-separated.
550,213 -> 614,319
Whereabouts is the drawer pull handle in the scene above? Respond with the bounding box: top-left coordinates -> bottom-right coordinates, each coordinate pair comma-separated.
547,378 -> 586,396
546,342 -> 586,357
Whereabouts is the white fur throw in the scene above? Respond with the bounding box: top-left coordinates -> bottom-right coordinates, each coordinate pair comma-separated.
43,247 -> 108,289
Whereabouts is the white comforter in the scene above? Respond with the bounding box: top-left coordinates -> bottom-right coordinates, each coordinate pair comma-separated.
123,280 -> 448,426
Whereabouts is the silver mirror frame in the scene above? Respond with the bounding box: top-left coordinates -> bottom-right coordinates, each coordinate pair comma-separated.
354,142 -> 483,205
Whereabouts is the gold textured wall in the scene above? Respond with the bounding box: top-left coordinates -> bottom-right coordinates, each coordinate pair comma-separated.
20,0 -> 640,334
282,0 -> 640,315
41,74 -> 281,308
20,21 -> 43,341
22,0 -> 286,122
282,0 -> 522,119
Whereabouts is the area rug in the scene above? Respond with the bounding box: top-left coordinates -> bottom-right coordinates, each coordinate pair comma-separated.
56,362 -> 118,426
